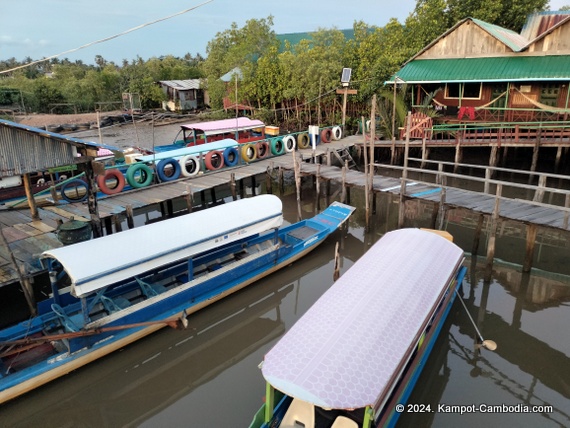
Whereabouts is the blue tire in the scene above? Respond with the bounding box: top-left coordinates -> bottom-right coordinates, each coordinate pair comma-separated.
223,147 -> 239,167
156,158 -> 181,182
60,179 -> 88,203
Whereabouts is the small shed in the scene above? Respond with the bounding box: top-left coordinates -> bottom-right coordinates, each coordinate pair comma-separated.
158,79 -> 207,112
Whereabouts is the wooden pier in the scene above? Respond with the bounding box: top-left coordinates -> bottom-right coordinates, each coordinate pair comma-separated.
2,133 -> 570,287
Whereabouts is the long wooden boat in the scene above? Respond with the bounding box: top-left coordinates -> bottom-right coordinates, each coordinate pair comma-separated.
250,228 -> 467,428
159,117 -> 266,152
0,195 -> 355,404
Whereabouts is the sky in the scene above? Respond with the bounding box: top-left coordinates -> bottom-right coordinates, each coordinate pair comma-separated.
1,0 -> 568,65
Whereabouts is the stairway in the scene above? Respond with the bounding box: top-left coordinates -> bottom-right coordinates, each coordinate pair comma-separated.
332,146 -> 358,170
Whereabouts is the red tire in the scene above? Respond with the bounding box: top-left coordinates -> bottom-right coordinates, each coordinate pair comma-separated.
97,169 -> 125,195
256,141 -> 270,159
320,128 -> 333,143
204,150 -> 225,170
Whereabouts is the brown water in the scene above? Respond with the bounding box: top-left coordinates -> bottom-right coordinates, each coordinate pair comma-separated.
2,187 -> 569,428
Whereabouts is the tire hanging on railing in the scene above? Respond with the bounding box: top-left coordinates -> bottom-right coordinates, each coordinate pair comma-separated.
97,169 -> 126,195
256,141 -> 270,159
320,128 -> 333,143
297,133 -> 310,149
156,158 -> 182,182
270,138 -> 285,156
332,126 -> 342,141
126,163 -> 154,188
60,179 -> 88,203
205,150 -> 225,170
283,135 -> 296,152
241,144 -> 257,162
179,155 -> 201,177
223,147 -> 239,167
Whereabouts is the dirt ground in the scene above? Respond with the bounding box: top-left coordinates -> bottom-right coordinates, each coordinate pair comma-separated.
14,112 -> 185,151
15,112 -> 122,127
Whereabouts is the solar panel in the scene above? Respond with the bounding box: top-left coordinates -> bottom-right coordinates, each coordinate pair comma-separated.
340,68 -> 352,84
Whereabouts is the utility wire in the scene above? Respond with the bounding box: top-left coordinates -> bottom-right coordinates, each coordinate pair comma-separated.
0,0 -> 214,75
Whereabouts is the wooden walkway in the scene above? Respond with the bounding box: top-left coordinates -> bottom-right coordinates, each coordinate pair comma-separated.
2,133 -> 570,287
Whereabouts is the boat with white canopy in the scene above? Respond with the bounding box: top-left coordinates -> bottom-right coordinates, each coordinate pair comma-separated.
0,195 -> 355,404
250,228 -> 467,428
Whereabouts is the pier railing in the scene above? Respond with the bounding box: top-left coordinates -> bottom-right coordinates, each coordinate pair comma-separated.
405,120 -> 570,145
372,157 -> 570,226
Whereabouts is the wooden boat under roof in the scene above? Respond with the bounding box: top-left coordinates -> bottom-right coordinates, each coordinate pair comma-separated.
250,228 -> 467,428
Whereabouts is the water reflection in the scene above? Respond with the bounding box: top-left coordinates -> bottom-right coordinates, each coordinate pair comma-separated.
1,189 -> 569,428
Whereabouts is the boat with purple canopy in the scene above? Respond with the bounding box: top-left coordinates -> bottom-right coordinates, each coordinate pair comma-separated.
250,228 -> 467,428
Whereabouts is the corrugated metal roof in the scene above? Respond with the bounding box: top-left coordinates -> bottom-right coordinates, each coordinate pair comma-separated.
0,119 -> 120,177
159,79 -> 201,90
521,11 -> 570,40
220,67 -> 242,82
471,18 -> 529,52
389,55 -> 570,84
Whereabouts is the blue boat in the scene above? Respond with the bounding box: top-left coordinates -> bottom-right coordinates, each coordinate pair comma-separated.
0,195 -> 355,404
250,228 -> 467,428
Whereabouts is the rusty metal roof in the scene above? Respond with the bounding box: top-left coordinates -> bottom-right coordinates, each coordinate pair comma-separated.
471,18 -> 529,52
0,119 -> 119,177
388,55 -> 570,84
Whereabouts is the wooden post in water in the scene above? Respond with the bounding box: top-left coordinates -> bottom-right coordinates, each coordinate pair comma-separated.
333,241 -> 341,282
562,193 -> 570,230
83,160 -> 102,238
484,169 -> 491,194
293,151 -> 302,221
266,166 -> 273,194
438,176 -> 447,230
555,146 -> 563,173
523,224 -> 538,272
421,136 -> 428,169
113,214 -> 123,233
316,164 -> 321,210
530,130 -> 541,177
278,167 -> 284,195
454,139 -> 462,173
125,205 -> 134,229
485,184 -> 502,278
230,174 -> 237,201
533,174 -> 546,202
472,214 -> 485,256
398,112 -> 412,228
489,145 -> 499,177
362,115 -> 370,231
184,184 -> 193,212
341,163 -> 347,204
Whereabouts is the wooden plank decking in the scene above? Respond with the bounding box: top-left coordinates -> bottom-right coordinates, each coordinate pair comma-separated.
1,134 -> 569,286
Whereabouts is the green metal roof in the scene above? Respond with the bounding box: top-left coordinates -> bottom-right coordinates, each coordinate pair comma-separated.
389,55 -> 570,84
471,18 -> 528,52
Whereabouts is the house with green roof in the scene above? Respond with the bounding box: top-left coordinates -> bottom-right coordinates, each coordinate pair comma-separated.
389,11 -> 570,124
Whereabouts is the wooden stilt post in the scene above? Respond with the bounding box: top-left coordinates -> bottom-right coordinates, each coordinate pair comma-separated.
454,140 -> 462,173
438,176 -> 447,230
83,161 -> 102,238
293,151 -> 302,221
239,179 -> 245,199
185,184 -> 193,212
251,176 -> 257,197
523,224 -> 538,272
341,163 -> 347,204
113,214 -> 123,233
530,131 -> 541,177
125,205 -> 134,229
316,164 -> 321,210
484,168 -> 491,194
266,166 -> 273,195
421,137 -> 427,169
362,115 -> 369,231
104,217 -> 113,235
22,173 -> 40,220
555,146 -> 563,173
533,174 -> 546,202
230,173 -> 237,200
489,145 -> 499,177
472,214 -> 485,256
398,112 -> 412,228
278,167 -> 284,195
333,241 -> 341,282
485,184 -> 502,278
563,194 -> 570,230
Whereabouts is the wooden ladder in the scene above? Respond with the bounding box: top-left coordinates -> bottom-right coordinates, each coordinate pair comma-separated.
333,146 -> 358,171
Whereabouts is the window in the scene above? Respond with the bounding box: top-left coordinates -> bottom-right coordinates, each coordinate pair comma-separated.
444,83 -> 482,100
540,83 -> 560,108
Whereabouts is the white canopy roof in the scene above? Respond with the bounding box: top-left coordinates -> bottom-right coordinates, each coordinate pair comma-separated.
42,195 -> 283,298
261,228 -> 464,410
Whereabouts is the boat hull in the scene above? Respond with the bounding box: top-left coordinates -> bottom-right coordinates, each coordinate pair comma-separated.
0,202 -> 355,404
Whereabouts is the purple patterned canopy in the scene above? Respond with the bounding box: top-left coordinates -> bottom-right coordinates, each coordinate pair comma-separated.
261,228 -> 464,410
